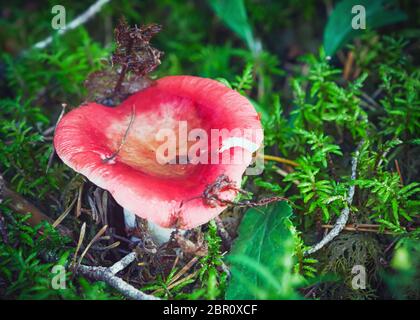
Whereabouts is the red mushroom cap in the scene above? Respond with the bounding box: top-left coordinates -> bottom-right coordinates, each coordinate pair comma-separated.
54,76 -> 263,229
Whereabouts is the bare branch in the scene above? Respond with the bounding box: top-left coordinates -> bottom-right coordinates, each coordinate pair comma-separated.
30,0 -> 111,51
46,103 -> 67,173
103,104 -> 136,163
108,251 -> 136,274
0,174 -> 73,237
304,140 -> 364,256
76,252 -> 159,300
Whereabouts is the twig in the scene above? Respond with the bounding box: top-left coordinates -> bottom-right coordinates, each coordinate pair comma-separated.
108,251 -> 136,274
52,196 -> 77,228
304,140 -> 364,256
167,257 -> 199,286
0,174 -> 72,237
200,174 -> 288,209
361,91 -> 380,109
103,104 -> 136,163
153,270 -> 199,295
261,154 -> 299,167
0,212 -> 8,244
46,103 -> 67,173
0,174 -> 8,243
274,167 -> 300,186
304,285 -> 318,299
30,0 -> 111,51
321,224 -> 394,235
214,216 -> 232,245
75,182 -> 84,218
343,51 -> 354,80
72,222 -> 87,267
384,238 -> 399,254
76,252 -> 159,300
77,224 -> 108,266
394,160 -> 404,185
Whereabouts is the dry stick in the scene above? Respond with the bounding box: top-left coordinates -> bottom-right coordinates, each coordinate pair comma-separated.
30,0 -> 111,51
0,178 -> 8,242
0,174 -> 73,237
275,167 -> 300,186
77,224 -> 108,267
214,216 -> 232,245
46,103 -> 67,173
72,222 -> 87,267
92,241 -> 120,251
103,105 -> 136,163
261,154 -> 299,167
0,212 -> 7,243
394,160 -> 404,185
169,257 -> 199,286
153,270 -> 200,295
76,251 -> 159,300
108,251 -> 137,274
343,51 -> 354,81
321,224 -> 394,235
75,183 -> 84,218
361,92 -> 380,109
304,141 -> 364,256
52,196 -> 77,228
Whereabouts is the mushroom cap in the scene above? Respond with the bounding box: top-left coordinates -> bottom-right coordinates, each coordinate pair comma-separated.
54,76 -> 263,229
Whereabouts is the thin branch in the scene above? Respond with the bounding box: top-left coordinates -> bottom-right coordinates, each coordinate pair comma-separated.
108,251 -> 136,274
214,216 -> 232,246
321,224 -> 394,235
261,154 -> 299,167
30,0 -> 111,51
77,224 -> 108,267
72,222 -> 87,267
0,174 -> 73,237
103,104 -> 136,163
46,103 -> 67,173
76,252 -> 159,300
274,167 -> 300,186
304,140 -> 364,256
52,195 -> 77,228
0,212 -> 8,244
394,159 -> 404,185
343,51 -> 354,80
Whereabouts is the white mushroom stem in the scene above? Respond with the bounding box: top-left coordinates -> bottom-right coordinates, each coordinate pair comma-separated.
123,208 -> 137,230
123,208 -> 184,245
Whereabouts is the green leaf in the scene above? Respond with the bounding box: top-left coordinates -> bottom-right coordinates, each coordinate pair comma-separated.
225,201 -> 301,299
208,0 -> 256,52
323,0 -> 407,56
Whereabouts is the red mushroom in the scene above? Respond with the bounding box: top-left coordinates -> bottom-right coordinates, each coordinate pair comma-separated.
54,76 -> 263,241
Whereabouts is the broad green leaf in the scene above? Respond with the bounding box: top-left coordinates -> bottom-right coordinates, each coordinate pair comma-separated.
225,201 -> 301,299
323,0 -> 407,56
208,0 -> 256,52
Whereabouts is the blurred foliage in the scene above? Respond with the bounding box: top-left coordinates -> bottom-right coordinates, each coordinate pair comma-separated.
0,0 -> 419,300
323,0 -> 407,56
386,238 -> 420,299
